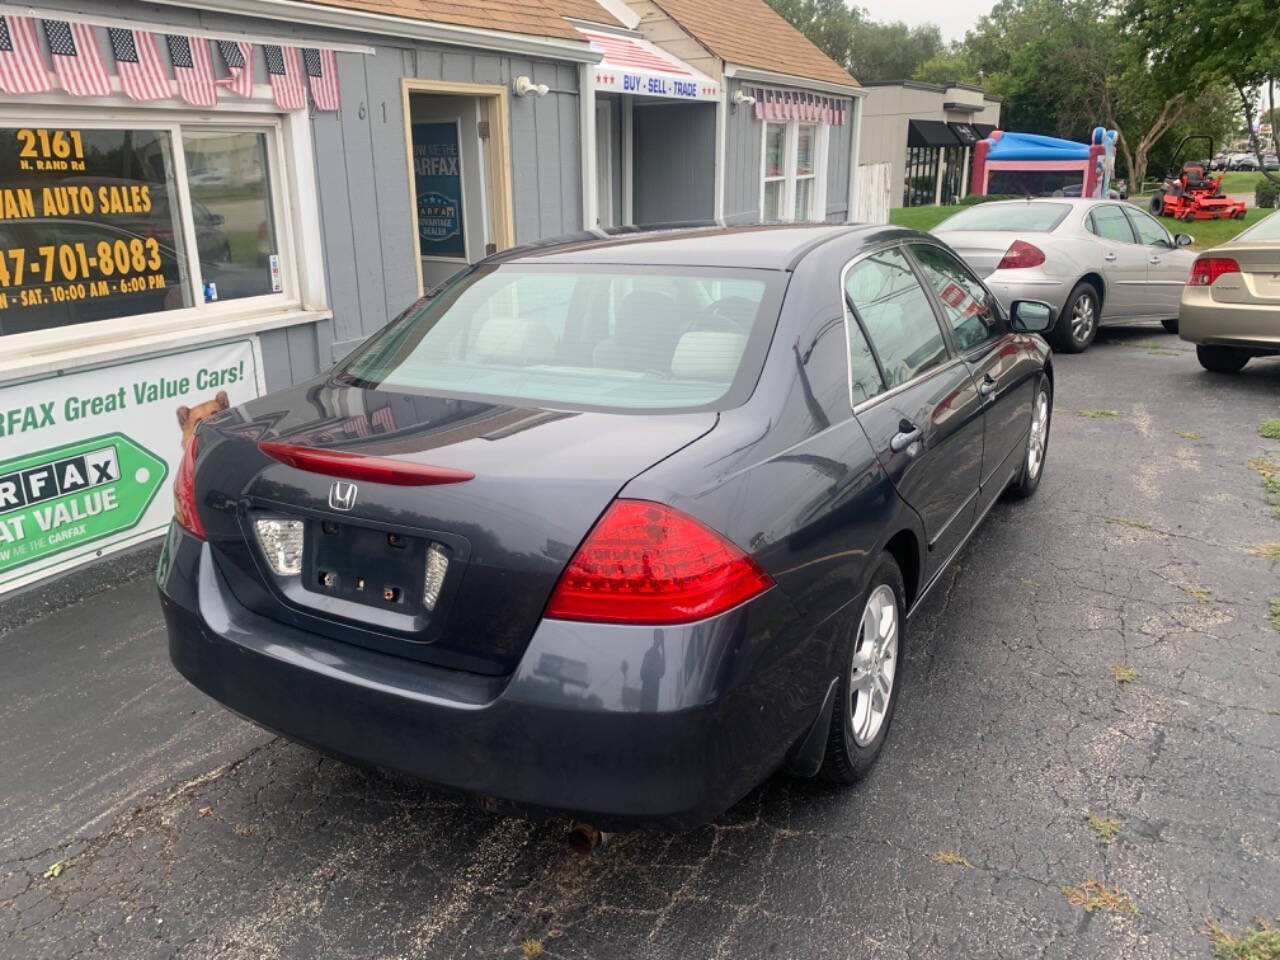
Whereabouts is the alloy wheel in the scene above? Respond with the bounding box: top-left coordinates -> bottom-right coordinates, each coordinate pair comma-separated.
1070,295 -> 1095,344
849,584 -> 899,746
1027,387 -> 1049,480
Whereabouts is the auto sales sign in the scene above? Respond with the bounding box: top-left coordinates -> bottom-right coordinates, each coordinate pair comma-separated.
0,338 -> 263,593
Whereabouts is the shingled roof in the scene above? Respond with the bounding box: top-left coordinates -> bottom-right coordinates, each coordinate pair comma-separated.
647,0 -> 858,88
297,0 -> 612,42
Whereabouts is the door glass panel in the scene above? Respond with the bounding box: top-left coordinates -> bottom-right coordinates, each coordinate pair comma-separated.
764,123 -> 785,177
796,125 -> 815,175
794,178 -> 813,220
843,308 -> 885,405
1124,207 -> 1172,247
844,247 -> 948,389
182,131 -> 279,302
763,179 -> 782,220
910,244 -> 1004,352
1088,204 -> 1135,243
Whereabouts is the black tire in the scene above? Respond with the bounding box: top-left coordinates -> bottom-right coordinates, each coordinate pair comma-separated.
1051,282 -> 1100,353
1161,318 -> 1179,335
1148,193 -> 1164,215
1006,375 -> 1051,500
819,556 -> 906,784
1196,345 -> 1249,373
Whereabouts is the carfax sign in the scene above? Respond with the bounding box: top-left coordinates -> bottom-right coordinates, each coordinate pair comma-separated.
0,338 -> 263,593
411,122 -> 466,259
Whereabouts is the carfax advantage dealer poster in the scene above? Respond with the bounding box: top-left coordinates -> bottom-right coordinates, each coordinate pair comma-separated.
0,338 -> 264,594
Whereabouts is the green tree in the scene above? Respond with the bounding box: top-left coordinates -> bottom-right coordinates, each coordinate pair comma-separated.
847,21 -> 945,82
764,1 -> 944,82
765,0 -> 862,72
1128,0 -> 1280,184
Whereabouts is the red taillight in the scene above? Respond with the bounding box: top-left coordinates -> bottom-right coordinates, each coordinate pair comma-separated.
544,499 -> 774,625
1188,257 -> 1240,286
258,441 -> 474,486
996,239 -> 1046,270
173,435 -> 206,539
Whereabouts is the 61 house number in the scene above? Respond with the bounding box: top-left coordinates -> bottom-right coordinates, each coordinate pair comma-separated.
16,129 -> 87,172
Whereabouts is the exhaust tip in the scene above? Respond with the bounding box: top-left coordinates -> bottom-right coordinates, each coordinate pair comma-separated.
567,821 -> 609,855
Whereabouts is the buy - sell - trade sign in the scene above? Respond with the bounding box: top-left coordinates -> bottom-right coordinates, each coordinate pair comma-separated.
0,433 -> 167,576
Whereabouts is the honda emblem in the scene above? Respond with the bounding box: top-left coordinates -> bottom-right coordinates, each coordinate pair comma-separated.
329,480 -> 358,512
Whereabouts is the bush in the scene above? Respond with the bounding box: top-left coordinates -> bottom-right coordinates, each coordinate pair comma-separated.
1256,178 -> 1278,209
958,193 -> 1024,206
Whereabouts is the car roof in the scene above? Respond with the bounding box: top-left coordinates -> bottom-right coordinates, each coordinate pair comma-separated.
482,222 -> 916,270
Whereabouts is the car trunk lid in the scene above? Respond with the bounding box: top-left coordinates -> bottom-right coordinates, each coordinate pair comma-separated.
194,380 -> 717,675
931,230 -> 1023,277
1211,244 -> 1280,303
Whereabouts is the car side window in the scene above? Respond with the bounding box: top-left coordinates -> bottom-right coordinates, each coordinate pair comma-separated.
908,243 -> 1005,353
844,246 -> 949,390
1124,207 -> 1172,247
842,308 -> 886,405
1088,204 -> 1136,243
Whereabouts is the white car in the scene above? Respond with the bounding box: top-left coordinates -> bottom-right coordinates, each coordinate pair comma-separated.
933,198 -> 1196,353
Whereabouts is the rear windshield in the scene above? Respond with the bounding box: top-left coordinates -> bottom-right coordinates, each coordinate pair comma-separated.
936,203 -> 1071,233
1235,211 -> 1280,243
336,264 -> 786,412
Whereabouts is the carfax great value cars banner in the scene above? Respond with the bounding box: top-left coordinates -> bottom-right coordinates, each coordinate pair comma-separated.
0,338 -> 264,593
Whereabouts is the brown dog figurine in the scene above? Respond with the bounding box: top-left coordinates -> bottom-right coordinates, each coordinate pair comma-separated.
177,390 -> 230,449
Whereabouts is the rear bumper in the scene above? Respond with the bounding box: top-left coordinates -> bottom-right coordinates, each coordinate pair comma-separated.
1179,287 -> 1280,349
157,525 -> 818,831
984,274 -> 1068,316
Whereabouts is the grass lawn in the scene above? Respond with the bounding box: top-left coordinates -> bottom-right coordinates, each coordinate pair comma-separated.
889,204 -> 1273,248
1217,170 -> 1272,194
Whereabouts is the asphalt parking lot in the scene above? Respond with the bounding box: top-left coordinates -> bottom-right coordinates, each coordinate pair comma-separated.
2,328 -> 1278,960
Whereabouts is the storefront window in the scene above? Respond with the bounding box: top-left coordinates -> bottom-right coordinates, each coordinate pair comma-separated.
0,121 -> 287,340
182,131 -> 279,302
763,123 -> 786,220
0,127 -> 190,336
761,118 -> 825,222
795,124 -> 816,219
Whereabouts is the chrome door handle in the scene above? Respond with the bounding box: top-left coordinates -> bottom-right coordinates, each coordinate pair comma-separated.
1149,256 -> 1161,265
1104,253 -> 1117,262
890,422 -> 922,453
979,374 -> 997,397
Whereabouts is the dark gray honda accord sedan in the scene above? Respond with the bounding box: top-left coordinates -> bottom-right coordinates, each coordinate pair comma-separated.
158,224 -> 1055,830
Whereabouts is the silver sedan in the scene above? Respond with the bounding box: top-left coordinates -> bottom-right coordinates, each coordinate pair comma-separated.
933,198 -> 1197,353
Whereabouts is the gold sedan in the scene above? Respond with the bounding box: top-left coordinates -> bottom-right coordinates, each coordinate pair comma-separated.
1179,211 -> 1280,372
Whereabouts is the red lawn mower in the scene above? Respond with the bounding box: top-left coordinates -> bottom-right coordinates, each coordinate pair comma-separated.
1149,136 -> 1247,221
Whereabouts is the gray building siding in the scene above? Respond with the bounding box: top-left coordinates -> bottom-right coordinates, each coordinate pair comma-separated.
632,101 -> 716,224
722,80 -> 761,224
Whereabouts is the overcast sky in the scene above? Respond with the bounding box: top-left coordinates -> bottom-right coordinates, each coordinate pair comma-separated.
856,0 -> 993,42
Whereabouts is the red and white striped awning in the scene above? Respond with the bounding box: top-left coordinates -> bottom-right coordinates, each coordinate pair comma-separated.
578,28 -> 720,102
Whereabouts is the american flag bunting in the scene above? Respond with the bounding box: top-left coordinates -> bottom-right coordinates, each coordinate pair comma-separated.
166,35 -> 217,107
302,47 -> 339,111
216,40 -> 253,98
43,19 -> 110,97
108,28 -> 169,101
0,15 -> 51,94
263,43 -> 305,111
752,87 -> 845,125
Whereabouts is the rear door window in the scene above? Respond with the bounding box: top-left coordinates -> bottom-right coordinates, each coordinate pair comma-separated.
1124,207 -> 1173,248
909,244 -> 1006,352
844,246 -> 949,389
1088,204 -> 1136,243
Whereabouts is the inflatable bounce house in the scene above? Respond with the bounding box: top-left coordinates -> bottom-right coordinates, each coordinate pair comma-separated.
970,127 -> 1117,197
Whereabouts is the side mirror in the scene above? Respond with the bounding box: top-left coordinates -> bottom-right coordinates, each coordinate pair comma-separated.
1175,233 -> 1193,247
1010,299 -> 1054,334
